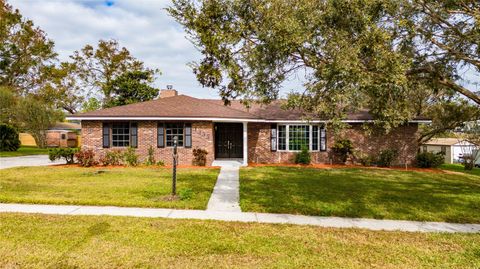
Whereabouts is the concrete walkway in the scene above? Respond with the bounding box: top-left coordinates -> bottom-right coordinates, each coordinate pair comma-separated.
0,155 -> 64,170
1,203 -> 479,233
207,160 -> 242,212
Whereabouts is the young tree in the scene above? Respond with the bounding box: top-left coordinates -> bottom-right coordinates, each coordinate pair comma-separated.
70,39 -> 159,108
168,0 -> 479,131
103,70 -> 158,108
0,86 -> 17,125
0,1 -> 57,94
16,96 -> 63,148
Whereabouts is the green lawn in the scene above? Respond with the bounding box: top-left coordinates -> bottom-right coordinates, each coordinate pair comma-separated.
240,167 -> 480,223
0,213 -> 478,268
441,163 -> 480,176
0,166 -> 219,209
0,146 -> 49,157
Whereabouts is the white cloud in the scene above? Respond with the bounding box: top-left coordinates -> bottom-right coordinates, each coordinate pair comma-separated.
9,0 -> 219,98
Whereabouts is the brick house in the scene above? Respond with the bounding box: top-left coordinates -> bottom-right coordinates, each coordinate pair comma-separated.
67,90 -> 430,166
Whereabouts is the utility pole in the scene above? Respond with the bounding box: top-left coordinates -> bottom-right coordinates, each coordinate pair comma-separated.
172,136 -> 178,196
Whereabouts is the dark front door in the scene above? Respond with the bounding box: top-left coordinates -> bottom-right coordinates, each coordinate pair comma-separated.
215,123 -> 243,159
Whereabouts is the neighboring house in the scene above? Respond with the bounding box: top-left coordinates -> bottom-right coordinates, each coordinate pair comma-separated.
20,122 -> 81,148
422,138 -> 480,164
67,90 -> 430,166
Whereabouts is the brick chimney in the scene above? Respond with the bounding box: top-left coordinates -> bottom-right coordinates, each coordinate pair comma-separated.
159,85 -> 178,98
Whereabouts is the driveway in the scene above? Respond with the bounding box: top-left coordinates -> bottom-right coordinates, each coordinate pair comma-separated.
0,155 -> 64,170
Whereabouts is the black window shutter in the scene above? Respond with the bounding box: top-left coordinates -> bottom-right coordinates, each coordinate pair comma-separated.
270,124 -> 277,151
102,123 -> 110,148
185,123 -> 192,148
157,123 -> 165,148
130,122 -> 138,148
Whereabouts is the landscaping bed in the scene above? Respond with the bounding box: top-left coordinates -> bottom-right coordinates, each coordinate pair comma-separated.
0,166 -> 219,209
0,213 -> 478,268
240,166 -> 480,223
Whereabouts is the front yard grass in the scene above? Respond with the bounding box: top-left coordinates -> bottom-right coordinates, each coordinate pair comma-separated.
0,166 -> 219,209
0,146 -> 49,157
441,163 -> 480,176
240,166 -> 480,223
0,213 -> 479,268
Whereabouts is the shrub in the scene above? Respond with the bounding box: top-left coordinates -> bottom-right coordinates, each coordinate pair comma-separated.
416,152 -> 445,168
377,149 -> 398,167
124,147 -> 138,166
156,160 -> 165,166
178,188 -> 194,200
75,149 -> 97,167
295,146 -> 311,165
356,152 -> 374,166
331,139 -> 354,164
0,124 -> 20,151
49,148 -> 78,164
145,146 -> 156,166
100,149 -> 124,166
192,148 -> 208,166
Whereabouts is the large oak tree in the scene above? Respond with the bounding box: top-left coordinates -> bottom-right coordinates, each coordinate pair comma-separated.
168,0 -> 479,132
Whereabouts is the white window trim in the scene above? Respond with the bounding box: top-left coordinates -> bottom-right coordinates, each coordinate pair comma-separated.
277,124 -> 321,152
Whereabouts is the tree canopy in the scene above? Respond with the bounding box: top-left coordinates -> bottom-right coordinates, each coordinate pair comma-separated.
168,0 -> 480,131
103,70 -> 159,108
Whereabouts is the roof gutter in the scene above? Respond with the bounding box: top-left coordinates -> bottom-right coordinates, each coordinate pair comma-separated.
66,116 -> 431,124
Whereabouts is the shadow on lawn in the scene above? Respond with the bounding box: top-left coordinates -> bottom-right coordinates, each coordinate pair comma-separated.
240,167 -> 480,223
49,222 -> 111,268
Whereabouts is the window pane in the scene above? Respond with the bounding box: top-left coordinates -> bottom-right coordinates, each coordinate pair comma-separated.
166,123 -> 184,147
112,123 -> 130,147
278,125 -> 286,150
289,125 -> 309,151
320,128 -> 326,151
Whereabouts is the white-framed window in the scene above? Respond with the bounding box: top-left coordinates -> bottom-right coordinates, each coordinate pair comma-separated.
276,124 -> 326,152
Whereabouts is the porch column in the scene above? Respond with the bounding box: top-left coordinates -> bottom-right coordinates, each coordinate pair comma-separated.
243,122 -> 248,166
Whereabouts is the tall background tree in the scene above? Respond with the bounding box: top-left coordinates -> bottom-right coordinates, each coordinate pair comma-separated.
1,0 -> 161,148
168,0 -> 479,134
70,39 -> 160,108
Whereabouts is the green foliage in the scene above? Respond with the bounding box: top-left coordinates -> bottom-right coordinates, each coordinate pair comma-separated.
100,149 -> 124,166
104,71 -> 158,108
75,149 -> 97,167
295,146 -> 311,165
16,96 -> 63,148
81,98 -> 101,112
356,152 -> 374,167
169,0 -> 480,133
123,147 -> 139,166
70,39 -> 159,108
48,148 -> 78,164
416,152 -> 444,168
156,160 -> 165,166
192,148 -> 208,166
0,86 -> 17,125
0,124 -> 20,151
178,188 -> 194,201
144,146 -> 156,166
0,2 -> 57,93
377,149 -> 398,167
331,139 -> 354,164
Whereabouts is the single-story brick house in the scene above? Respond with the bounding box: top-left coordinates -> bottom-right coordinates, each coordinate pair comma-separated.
66,90 -> 430,166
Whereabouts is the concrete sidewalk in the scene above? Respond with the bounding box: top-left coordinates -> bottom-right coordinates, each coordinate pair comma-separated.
1,203 -> 479,233
207,160 -> 242,212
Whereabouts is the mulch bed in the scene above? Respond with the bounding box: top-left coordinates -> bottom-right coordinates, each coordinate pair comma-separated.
247,163 -> 446,174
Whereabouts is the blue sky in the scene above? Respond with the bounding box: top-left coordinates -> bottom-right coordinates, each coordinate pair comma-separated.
9,0 -> 479,100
